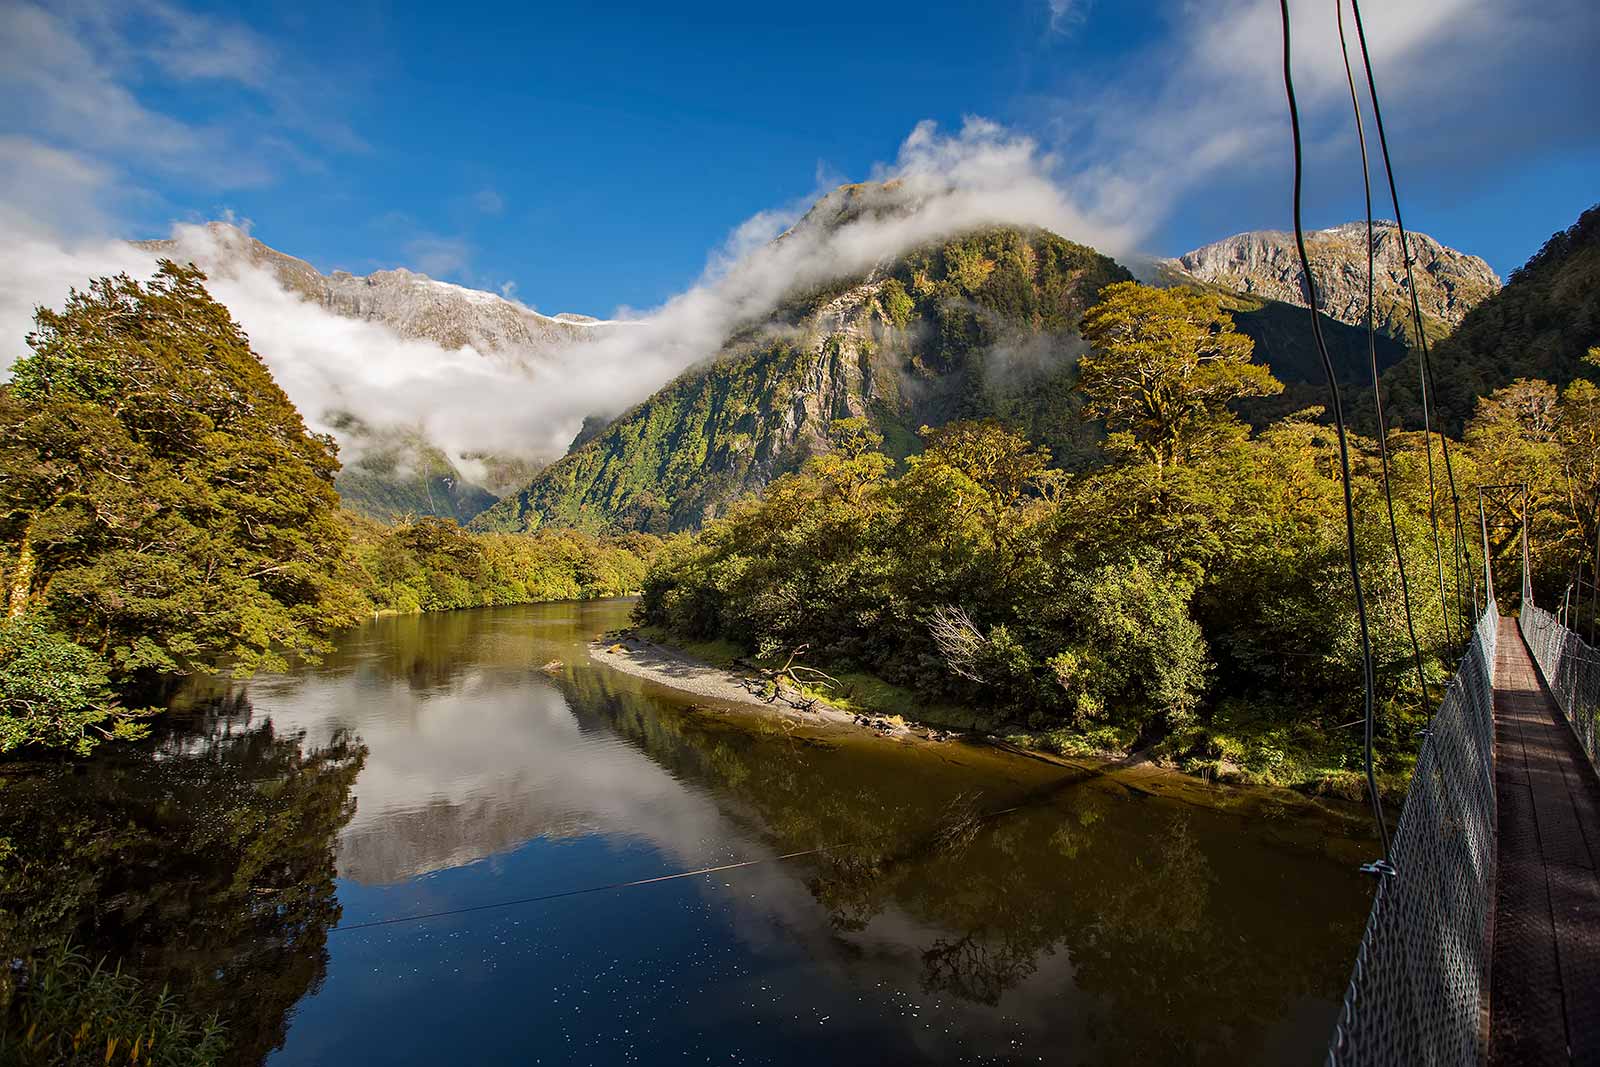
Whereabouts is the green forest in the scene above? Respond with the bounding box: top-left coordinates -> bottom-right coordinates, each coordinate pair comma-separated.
636,270 -> 1600,791
5,200 -> 1599,776
0,263 -> 656,757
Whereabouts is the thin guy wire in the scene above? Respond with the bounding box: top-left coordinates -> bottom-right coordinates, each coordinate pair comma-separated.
331,843 -> 849,934
1337,0 -> 1430,721
1280,0 -> 1387,862
1348,0 -> 1472,654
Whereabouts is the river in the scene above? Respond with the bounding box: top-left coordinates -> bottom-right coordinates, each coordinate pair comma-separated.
0,599 -> 1376,1065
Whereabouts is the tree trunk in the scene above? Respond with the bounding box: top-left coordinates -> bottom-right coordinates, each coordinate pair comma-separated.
7,525 -> 36,619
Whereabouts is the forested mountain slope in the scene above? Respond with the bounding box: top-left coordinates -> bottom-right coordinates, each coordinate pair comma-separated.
138,210 -> 1495,531
323,415 -> 498,524
1381,203 -> 1600,430
473,227 -> 1132,533
1183,282 -> 1408,425
474,210 -> 1404,535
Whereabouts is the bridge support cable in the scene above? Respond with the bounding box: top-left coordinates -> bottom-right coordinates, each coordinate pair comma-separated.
1280,0 -> 1388,865
1325,602 -> 1498,1066
1477,484 -> 1529,610
1337,0 -> 1431,719
1521,602 -> 1600,776
1349,0 -> 1474,657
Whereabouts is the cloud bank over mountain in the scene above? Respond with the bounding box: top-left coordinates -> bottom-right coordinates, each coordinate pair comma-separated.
1,0 -> 1591,474
0,119 -> 1128,471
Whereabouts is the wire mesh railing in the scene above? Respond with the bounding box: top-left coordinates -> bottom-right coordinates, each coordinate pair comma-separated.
1326,603 -> 1498,1066
1519,604 -> 1600,775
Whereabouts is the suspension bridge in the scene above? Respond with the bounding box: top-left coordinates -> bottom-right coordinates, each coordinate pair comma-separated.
1325,495 -> 1600,1065
1269,5 -> 1600,1059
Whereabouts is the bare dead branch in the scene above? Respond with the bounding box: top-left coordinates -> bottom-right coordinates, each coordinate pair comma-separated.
928,604 -> 987,682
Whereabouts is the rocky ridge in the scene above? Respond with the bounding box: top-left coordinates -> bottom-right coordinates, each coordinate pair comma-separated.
135,221 -> 641,365
1167,221 -> 1500,343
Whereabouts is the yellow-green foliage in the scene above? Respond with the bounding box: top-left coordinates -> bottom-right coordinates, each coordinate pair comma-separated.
345,511 -> 660,615
0,262 -> 360,680
878,278 -> 914,329
474,226 -> 1131,535
635,283 -> 1600,785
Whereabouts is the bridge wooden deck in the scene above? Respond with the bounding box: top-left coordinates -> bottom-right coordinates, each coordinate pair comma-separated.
1490,615 -> 1600,1065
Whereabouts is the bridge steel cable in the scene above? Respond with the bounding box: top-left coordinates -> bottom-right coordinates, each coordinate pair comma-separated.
1278,0 -> 1388,865
1348,0 -> 1474,654
1336,0 -> 1431,721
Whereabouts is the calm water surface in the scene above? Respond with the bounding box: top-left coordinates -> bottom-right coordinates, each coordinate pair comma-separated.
4,600 -> 1377,1065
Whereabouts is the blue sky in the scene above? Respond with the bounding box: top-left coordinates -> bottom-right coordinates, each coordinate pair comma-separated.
2,0 -> 1596,316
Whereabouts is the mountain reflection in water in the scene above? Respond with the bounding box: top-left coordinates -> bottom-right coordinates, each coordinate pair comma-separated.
0,600 -> 1373,1066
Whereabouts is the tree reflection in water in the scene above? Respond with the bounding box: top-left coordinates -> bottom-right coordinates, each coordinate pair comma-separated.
0,601 -> 1367,1066
0,701 -> 366,1066
565,663 -> 1367,1064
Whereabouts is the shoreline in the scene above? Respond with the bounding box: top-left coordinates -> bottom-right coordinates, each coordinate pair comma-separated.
588,624 -> 1394,816
589,631 -> 921,737
587,629 -> 1376,832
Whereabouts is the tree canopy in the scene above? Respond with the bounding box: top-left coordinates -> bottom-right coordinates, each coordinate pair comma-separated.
1078,282 -> 1282,469
637,285 -> 1503,791
0,262 -> 360,684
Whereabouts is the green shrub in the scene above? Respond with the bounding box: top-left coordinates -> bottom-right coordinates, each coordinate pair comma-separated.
3,944 -> 226,1066
0,618 -> 150,756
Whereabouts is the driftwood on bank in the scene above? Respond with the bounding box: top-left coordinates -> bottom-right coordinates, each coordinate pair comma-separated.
743,644 -> 844,712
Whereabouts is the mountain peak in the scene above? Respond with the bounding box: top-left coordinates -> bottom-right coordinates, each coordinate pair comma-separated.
134,223 -> 626,355
1168,222 -> 1499,343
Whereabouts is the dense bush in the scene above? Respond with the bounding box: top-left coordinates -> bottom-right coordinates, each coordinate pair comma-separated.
0,619 -> 149,756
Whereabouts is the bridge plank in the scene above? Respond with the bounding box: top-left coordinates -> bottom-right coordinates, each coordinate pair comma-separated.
1489,615 -> 1600,1066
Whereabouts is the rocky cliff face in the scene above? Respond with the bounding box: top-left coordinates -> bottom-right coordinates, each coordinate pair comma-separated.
1167,222 -> 1500,343
472,226 -> 1133,534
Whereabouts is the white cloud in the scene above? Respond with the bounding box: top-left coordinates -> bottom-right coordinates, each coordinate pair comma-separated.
0,113 -> 1140,474
1047,0 -> 1593,248
138,0 -> 274,86
0,1 -> 211,170
473,189 -> 505,215
0,135 -> 118,239
539,116 -> 1134,434
0,0 -> 360,234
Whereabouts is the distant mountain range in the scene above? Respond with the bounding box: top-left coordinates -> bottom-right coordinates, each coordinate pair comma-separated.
136,222 -> 638,361
140,200 -> 1516,532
